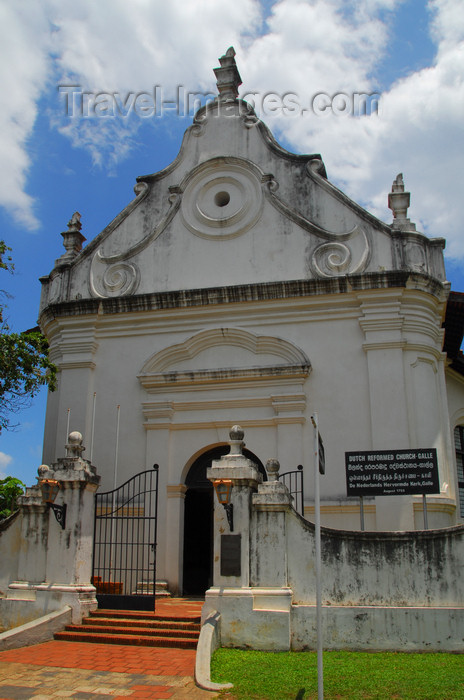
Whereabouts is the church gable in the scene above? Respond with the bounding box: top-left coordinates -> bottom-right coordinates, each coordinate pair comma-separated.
40,48 -> 446,314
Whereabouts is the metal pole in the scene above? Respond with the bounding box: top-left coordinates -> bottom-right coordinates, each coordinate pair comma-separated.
113,404 -> 121,491
360,496 -> 365,531
153,464 -> 159,613
110,405 -> 121,581
90,392 -> 97,462
423,494 -> 429,530
311,413 -> 323,700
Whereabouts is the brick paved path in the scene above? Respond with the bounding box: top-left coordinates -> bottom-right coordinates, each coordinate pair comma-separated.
0,601 -> 218,699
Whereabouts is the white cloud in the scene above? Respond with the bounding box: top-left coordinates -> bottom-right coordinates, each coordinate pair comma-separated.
0,451 -> 13,479
0,0 -> 261,229
430,0 -> 464,51
244,0 -> 464,258
46,0 -> 262,116
0,2 -> 51,229
241,0 -> 394,101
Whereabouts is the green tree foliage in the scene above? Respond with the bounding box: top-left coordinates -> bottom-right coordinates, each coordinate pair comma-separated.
0,476 -> 25,519
0,241 -> 57,432
0,240 -> 13,273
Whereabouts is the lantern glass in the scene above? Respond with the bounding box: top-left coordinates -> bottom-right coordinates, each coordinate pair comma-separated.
214,479 -> 232,505
40,479 -> 60,504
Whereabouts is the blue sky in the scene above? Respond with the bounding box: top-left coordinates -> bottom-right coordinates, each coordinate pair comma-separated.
1,0 -> 463,485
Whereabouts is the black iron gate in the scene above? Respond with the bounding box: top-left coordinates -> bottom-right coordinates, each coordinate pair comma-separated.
92,466 -> 159,610
278,464 -> 304,516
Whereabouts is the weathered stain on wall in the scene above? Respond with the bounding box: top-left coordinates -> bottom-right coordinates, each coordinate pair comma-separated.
0,511 -> 21,600
284,511 -> 464,607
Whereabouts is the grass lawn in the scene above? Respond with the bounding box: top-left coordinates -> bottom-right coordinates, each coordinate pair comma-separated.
211,648 -> 464,699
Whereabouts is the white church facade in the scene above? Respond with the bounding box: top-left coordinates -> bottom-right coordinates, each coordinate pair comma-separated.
38,49 -> 464,596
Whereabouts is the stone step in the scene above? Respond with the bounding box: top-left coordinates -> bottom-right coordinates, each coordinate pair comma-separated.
54,601 -> 203,649
54,630 -> 198,649
70,623 -> 200,639
89,609 -> 201,623
55,605 -> 201,649
83,617 -> 200,631
134,580 -> 171,596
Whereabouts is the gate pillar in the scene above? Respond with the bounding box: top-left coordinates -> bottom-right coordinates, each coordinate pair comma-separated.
204,426 -> 293,651
38,431 -> 100,622
207,426 -> 262,590
7,432 -> 100,625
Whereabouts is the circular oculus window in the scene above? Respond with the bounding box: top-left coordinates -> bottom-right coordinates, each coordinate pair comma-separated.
181,162 -> 263,239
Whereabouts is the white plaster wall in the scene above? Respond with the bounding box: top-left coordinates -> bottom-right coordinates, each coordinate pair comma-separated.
446,369 -> 464,523
0,606 -> 71,646
447,370 -> 464,427
291,605 -> 464,652
0,513 -> 21,598
39,275 -> 458,593
285,511 -> 464,607
16,503 -> 48,584
44,483 -> 96,586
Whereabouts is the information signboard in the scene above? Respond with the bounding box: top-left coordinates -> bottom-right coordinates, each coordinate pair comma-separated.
345,449 -> 439,497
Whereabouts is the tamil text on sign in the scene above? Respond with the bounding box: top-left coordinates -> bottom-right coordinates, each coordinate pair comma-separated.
345,449 -> 439,497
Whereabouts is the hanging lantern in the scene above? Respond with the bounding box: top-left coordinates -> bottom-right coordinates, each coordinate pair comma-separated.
39,479 -> 67,530
213,479 -> 234,531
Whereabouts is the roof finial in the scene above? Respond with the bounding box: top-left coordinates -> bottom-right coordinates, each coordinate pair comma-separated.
388,173 -> 416,232
68,212 -> 82,232
214,47 -> 242,101
57,211 -> 86,265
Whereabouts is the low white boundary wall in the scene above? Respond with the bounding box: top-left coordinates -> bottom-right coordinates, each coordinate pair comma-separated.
0,607 -> 72,651
204,437 -> 464,652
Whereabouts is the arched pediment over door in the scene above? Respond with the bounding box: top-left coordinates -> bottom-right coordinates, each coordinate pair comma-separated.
138,327 -> 311,391
138,327 -> 311,434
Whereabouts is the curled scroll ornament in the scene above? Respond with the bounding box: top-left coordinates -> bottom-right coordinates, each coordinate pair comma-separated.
89,183 -> 181,298
90,254 -> 140,298
101,260 -> 140,295
264,179 -> 370,278
307,159 -> 325,176
311,230 -> 370,278
243,113 -> 259,129
192,112 -> 207,136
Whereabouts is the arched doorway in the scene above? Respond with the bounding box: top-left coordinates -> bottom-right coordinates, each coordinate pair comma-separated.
182,445 -> 266,596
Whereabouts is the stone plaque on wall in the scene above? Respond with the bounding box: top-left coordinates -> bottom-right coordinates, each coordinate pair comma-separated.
221,534 -> 241,577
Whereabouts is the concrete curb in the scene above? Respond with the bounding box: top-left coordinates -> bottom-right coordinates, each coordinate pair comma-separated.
195,610 -> 233,692
0,606 -> 72,651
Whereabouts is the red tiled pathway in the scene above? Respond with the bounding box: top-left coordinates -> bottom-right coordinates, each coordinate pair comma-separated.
0,600 -> 218,699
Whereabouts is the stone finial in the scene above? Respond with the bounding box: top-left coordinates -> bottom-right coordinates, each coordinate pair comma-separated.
214,47 -> 242,101
34,431 -> 99,494
68,212 -> 82,231
388,173 -> 416,232
230,425 -> 244,441
266,458 -> 280,482
38,464 -> 51,478
228,425 -> 245,456
58,211 -> 86,263
65,431 -> 85,458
